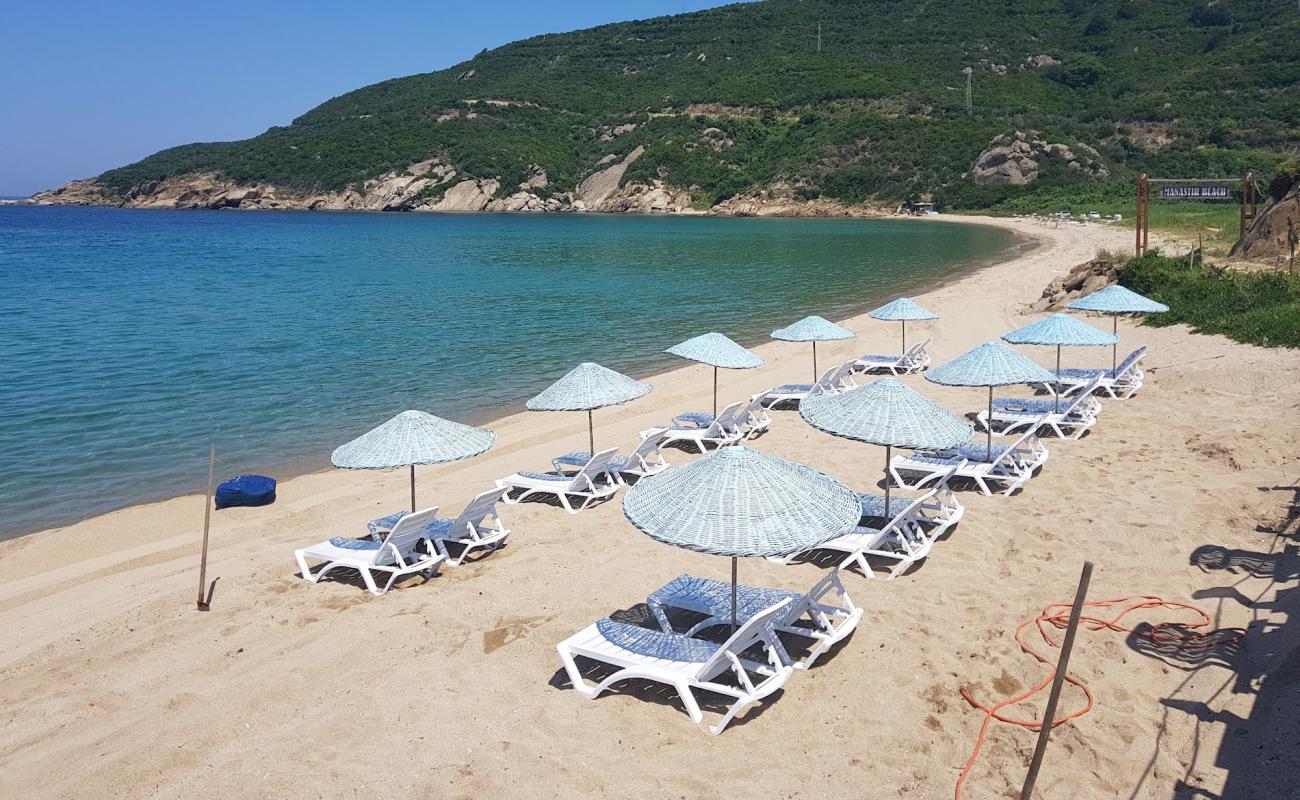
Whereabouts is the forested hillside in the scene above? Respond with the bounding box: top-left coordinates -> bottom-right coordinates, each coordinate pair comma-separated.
70,0 -> 1300,211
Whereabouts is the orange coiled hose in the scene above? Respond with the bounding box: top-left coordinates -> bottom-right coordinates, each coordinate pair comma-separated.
953,595 -> 1242,799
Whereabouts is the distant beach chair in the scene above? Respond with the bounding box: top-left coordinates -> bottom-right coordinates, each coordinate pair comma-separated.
556,598 -> 794,735
1055,346 -> 1147,398
641,400 -> 746,453
552,433 -> 670,484
890,424 -> 1050,496
496,448 -> 621,513
853,338 -> 932,376
978,376 -> 1104,440
754,362 -> 855,408
294,506 -> 445,596
645,570 -> 861,669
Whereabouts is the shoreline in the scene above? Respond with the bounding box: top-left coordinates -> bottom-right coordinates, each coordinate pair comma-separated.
0,212 -> 1030,542
3,213 -> 1298,799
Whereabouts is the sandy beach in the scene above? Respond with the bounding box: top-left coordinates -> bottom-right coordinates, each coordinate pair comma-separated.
2,215 -> 1297,799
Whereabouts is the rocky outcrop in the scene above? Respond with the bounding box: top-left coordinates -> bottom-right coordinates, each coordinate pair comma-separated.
711,183 -> 882,218
1231,183 -> 1299,264
574,146 -> 644,209
1029,256 -> 1123,312
971,132 -> 1110,186
593,180 -> 694,214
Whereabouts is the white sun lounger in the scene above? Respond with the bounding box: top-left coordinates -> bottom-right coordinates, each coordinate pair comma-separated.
978,376 -> 1104,440
641,400 -> 745,453
754,362 -> 856,408
645,570 -> 861,670
294,506 -> 445,596
557,598 -> 794,735
423,487 -> 512,566
496,448 -> 621,514
890,423 -> 1050,496
853,338 -> 931,376
552,432 -> 670,484
1055,346 -> 1147,399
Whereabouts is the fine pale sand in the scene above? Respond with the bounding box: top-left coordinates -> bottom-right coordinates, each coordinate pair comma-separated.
2,216 -> 1298,799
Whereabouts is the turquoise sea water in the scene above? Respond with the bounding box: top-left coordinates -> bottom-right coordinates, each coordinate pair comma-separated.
0,206 -> 1018,538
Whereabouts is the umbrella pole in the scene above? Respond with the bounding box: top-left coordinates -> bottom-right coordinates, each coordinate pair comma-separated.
731,556 -> 738,633
713,367 -> 718,418
1054,345 -> 1061,413
409,464 -> 416,512
1112,316 -> 1118,373
588,410 -> 595,457
901,320 -> 907,353
812,341 -> 818,382
884,444 -> 891,515
987,387 -> 994,462
196,444 -> 215,612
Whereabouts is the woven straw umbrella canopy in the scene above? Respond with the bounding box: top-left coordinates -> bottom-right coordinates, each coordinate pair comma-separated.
1002,314 -> 1118,412
771,315 -> 856,381
1067,285 -> 1169,371
332,410 -> 496,511
801,378 -> 971,511
526,362 -> 652,455
868,298 -> 939,352
624,446 -> 859,629
665,332 -> 764,416
926,342 -> 1055,460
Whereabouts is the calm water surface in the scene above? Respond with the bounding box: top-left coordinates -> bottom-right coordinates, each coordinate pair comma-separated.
0,206 -> 1018,537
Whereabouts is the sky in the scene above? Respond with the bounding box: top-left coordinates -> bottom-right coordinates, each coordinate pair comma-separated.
0,1 -> 751,197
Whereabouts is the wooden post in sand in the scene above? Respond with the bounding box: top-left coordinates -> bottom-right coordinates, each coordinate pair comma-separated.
196,445 -> 215,611
1020,561 -> 1093,799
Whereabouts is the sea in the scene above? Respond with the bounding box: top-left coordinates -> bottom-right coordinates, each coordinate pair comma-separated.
0,205 -> 1020,538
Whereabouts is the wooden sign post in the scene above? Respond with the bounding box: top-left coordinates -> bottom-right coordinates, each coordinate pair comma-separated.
196,445 -> 215,611
1020,561 -> 1093,799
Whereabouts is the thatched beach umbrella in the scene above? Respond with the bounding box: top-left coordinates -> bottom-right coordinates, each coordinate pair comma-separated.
666,332 -> 764,416
801,378 -> 971,512
331,410 -> 496,511
1002,314 -> 1118,411
926,343 -> 1055,461
868,297 -> 938,352
623,447 -> 859,631
1067,285 -> 1169,371
526,362 -> 652,456
771,315 -> 856,381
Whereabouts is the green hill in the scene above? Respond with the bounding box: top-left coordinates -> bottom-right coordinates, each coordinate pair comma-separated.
85,0 -> 1300,211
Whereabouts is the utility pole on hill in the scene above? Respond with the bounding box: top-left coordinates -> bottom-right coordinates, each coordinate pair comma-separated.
963,67 -> 973,115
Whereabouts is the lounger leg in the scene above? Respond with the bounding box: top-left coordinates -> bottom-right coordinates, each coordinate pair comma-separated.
709,696 -> 754,736
360,567 -> 383,596
556,645 -> 600,699
294,551 -> 322,583
674,681 -> 705,724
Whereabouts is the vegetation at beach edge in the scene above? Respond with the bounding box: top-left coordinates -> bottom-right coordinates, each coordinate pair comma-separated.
83,0 -> 1298,214
1121,252 -> 1300,348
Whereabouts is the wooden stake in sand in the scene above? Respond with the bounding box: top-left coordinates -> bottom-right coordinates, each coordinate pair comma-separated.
1020,561 -> 1093,799
196,444 -> 215,612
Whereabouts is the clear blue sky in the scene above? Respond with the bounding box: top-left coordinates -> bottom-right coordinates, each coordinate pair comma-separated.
0,1 -> 748,197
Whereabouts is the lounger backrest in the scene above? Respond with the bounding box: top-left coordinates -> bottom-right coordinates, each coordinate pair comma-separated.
930,460 -> 967,515
1059,376 -> 1103,416
449,487 -> 508,539
709,401 -> 746,434
989,422 -> 1045,470
904,338 -> 931,363
830,361 -> 857,388
695,598 -> 793,680
806,366 -> 841,397
735,395 -> 766,425
379,506 -> 441,565
572,448 -> 621,486
1115,346 -> 1147,378
881,490 -> 936,540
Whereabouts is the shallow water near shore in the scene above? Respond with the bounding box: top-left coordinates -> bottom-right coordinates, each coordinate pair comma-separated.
0,206 -> 1016,538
